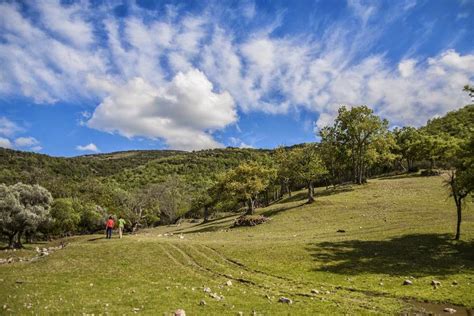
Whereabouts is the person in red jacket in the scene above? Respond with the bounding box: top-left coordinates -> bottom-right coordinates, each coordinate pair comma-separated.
105,216 -> 115,239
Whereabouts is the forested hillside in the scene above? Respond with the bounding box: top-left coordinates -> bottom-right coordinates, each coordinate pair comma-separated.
1,104 -> 472,242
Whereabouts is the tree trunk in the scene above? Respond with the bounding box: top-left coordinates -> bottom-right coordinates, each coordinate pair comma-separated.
455,198 -> 462,240
307,182 -> 315,204
246,197 -> 255,215
15,231 -> 24,249
203,205 -> 209,223
7,233 -> 16,249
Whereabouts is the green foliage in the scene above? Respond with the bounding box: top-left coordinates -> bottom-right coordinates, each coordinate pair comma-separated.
422,104 -> 474,139
216,161 -> 276,214
0,183 -> 53,248
320,105 -> 390,184
50,198 -> 81,236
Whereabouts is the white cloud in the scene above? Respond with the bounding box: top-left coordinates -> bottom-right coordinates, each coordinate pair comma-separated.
398,59 -> 417,77
0,1 -> 472,148
0,117 -> 22,136
76,143 -> 100,152
35,1 -> 94,48
14,136 -> 40,147
87,69 -> 237,151
0,137 -> 12,149
229,137 -> 254,148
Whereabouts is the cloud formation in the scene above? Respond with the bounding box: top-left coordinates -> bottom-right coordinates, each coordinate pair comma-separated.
76,143 -> 100,152
87,69 -> 236,150
0,117 -> 41,151
0,1 -> 472,150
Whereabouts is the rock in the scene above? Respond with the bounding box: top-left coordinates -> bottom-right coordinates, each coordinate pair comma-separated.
174,309 -> 186,316
311,289 -> 320,294
209,293 -> 222,301
278,297 -> 293,304
431,280 -> 441,286
452,280 -> 458,285
226,280 -> 233,286
89,283 -> 94,287
132,307 -> 140,312
336,229 -> 346,233
203,287 -> 211,293
403,280 -> 413,285
443,308 -> 456,314
199,300 -> 206,306
237,312 -> 243,316
179,235 -> 184,239
379,282 -> 384,286
325,291 -> 331,294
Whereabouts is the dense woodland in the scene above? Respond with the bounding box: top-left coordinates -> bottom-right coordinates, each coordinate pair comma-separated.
0,92 -> 473,248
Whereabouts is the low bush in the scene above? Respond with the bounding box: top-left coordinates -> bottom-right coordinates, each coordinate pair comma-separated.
233,215 -> 269,227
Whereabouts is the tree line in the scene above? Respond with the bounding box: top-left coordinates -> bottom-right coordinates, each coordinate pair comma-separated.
1,87 -> 473,247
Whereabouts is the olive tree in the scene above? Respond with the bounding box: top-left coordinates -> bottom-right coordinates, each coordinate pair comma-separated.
0,183 -> 53,248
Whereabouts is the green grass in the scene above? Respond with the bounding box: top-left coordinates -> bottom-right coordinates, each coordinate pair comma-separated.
1,174 -> 473,315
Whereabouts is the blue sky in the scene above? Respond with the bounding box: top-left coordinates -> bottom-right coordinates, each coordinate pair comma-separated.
0,0 -> 473,156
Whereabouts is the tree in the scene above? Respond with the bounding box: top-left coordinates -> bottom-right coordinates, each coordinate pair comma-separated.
50,198 -> 81,236
417,132 -> 456,170
275,147 -> 293,197
287,144 -> 327,203
218,162 -> 276,215
319,126 -> 348,186
0,183 -> 53,248
393,127 -> 422,171
334,106 -> 390,184
445,135 -> 474,240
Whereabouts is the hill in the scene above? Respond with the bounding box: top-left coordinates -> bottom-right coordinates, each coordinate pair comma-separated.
1,175 -> 473,314
423,104 -> 474,138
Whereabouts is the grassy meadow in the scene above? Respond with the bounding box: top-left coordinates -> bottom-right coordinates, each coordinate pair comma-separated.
1,174 -> 473,315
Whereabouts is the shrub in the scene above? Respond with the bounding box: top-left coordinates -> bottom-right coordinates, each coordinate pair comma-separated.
233,215 -> 269,227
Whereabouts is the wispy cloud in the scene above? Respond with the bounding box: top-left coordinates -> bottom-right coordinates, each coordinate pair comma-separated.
0,0 -> 472,150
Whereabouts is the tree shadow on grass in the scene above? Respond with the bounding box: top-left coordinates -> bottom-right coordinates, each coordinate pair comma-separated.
279,185 -> 354,204
376,173 -> 422,181
307,234 -> 474,277
261,203 -> 306,218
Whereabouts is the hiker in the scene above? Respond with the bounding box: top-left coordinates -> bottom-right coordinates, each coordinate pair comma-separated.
118,217 -> 126,239
105,216 -> 114,239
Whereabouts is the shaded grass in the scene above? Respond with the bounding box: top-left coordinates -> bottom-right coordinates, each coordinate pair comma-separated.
1,175 -> 473,314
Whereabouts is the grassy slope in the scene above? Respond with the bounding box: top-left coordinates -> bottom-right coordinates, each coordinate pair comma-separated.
1,174 -> 473,315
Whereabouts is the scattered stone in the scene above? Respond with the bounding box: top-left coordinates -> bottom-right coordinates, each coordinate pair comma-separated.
203,287 -> 211,293
237,312 -> 243,316
132,307 -> 140,312
179,235 -> 184,239
278,297 -> 293,304
379,282 -> 384,286
199,300 -> 206,306
325,291 -> 331,294
89,283 -> 94,287
443,308 -> 457,314
174,309 -> 186,316
336,229 -> 346,233
452,280 -> 458,285
431,280 -> 441,286
311,289 -> 320,294
403,280 -> 413,285
209,293 -> 222,301
225,280 -> 233,287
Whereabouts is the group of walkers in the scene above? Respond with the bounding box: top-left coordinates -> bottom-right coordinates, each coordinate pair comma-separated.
105,216 -> 126,239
